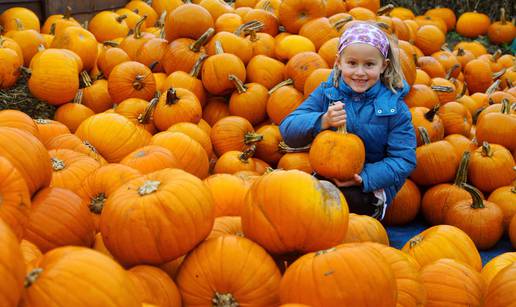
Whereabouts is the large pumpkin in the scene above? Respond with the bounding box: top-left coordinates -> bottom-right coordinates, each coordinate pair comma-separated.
100,168 -> 215,266
484,262 -> 516,307
279,243 -> 397,307
177,235 -> 281,306
0,219 -> 25,307
0,156 -> 31,240
75,113 -> 152,163
0,127 -> 52,196
481,252 -> 516,287
278,0 -> 326,34
241,170 -> 349,254
22,246 -> 140,307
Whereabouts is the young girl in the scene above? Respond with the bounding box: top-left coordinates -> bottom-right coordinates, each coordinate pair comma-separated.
279,22 -> 417,220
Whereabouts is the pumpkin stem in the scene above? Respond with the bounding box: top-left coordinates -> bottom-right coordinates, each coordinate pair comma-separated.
133,75 -> 146,90
214,40 -> 224,55
19,66 -> 32,75
492,68 -> 507,80
315,247 -> 337,256
431,85 -> 454,93
157,10 -> 167,28
90,193 -> 106,214
236,20 -> 263,36
417,127 -> 432,145
138,180 -> 161,196
228,74 -> 247,94
190,28 -> 214,52
14,18 -> 24,31
445,64 -> 460,80
332,16 -> 353,32
440,43 -> 452,52
456,48 -> 465,56
500,98 -> 510,114
453,151 -> 471,186
165,88 -> 179,105
262,0 -> 273,13
248,29 -> 258,42
268,79 -> 294,95
73,89 -> 84,104
264,167 -> 275,174
80,71 -> 93,87
239,144 -> 256,162
116,14 -> 128,23
408,235 -> 423,248
455,80 -> 467,99
149,60 -> 159,71
51,157 -> 65,171
190,53 -> 208,78
337,123 -> 347,134
278,141 -> 311,153
212,292 -> 239,307
139,97 -> 158,124
491,49 -> 502,62
244,132 -> 263,145
35,118 -> 50,124
486,79 -> 501,95
103,40 -> 120,47
49,22 -> 56,35
481,141 -> 493,157
462,183 -> 485,209
133,15 -> 147,39
424,104 -> 440,122
24,268 -> 43,288
376,4 -> 394,16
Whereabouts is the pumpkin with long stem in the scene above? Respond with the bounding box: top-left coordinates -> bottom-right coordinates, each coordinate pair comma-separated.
114,97 -> 157,134
46,133 -> 107,166
54,90 -> 95,133
245,25 -> 276,58
125,0 -> 159,27
214,145 -> 258,174
88,11 -> 129,42
444,183 -> 504,250
119,16 -> 155,60
488,8 -> 516,45
242,6 -> 280,36
476,98 -> 516,152
468,141 -> 516,193
164,3 -> 214,41
410,127 -> 459,186
410,105 -> 445,145
254,124 -> 284,165
228,74 -> 269,125
266,79 -> 304,124
210,115 -> 263,156
163,54 -> 208,107
309,118 -> 365,181
80,72 -> 113,113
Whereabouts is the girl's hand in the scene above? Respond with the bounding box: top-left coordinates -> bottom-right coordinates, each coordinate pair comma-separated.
332,174 -> 363,187
321,101 -> 346,130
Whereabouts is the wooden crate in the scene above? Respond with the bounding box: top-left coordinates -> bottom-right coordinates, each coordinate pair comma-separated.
0,0 -> 128,23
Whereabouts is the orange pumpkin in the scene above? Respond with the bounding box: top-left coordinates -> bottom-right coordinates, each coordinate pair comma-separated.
114,97 -> 157,134
0,218 -> 25,306
120,145 -> 179,175
153,87 -> 202,131
468,142 -> 516,193
242,8 -> 280,36
481,252 -> 516,287
165,3 -> 214,41
404,84 -> 440,109
48,148 -> 101,192
128,265 -> 182,307
167,122 -> 213,157
414,25 -> 445,56
97,44 -> 130,78
438,101 -> 472,136
267,79 -> 305,124
4,19 -> 45,66
207,216 -> 243,239
215,13 -> 243,33
411,105 -> 445,145
177,235 -> 281,306
277,152 -> 313,173
278,0 -> 326,34
24,187 -> 96,253
286,51 -> 329,92
242,170 -> 349,254
108,61 -> 156,103
228,74 -> 269,125
45,133 -> 107,165
0,109 -> 39,139
383,179 -> 421,226
119,16 -> 155,60
51,26 -> 98,71
476,99 -> 516,152
88,11 -> 129,42
211,116 -> 263,156
202,96 -> 230,126
162,28 -> 214,74
425,7 -> 456,31
0,7 -> 40,32
100,168 -> 215,266
214,147 -> 258,174
0,45 -> 22,89
343,213 -> 389,245
246,55 -> 286,90
204,174 -> 249,216
54,90 -> 96,133
484,261 -> 516,306
125,0 -> 159,28
456,11 -> 491,38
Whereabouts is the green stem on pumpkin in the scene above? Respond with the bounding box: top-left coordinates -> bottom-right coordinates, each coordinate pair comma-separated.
376,4 -> 394,15
214,40 -> 224,55
49,22 -> 56,35
337,123 -> 347,134
481,141 -> 493,157
431,85 -> 454,93
190,53 -> 208,78
453,151 -> 471,186
500,8 -> 507,24
332,16 -> 353,32
190,28 -> 214,52
500,98 -> 510,114
486,80 -> 501,95
73,89 -> 84,104
461,183 -> 485,209
236,20 -> 263,36
133,15 -> 147,39
492,68 -> 507,80
228,74 -> 247,94
418,127 -> 432,145
243,132 -> 263,145
491,49 -> 502,62
268,79 -> 293,95
81,71 -> 93,87
424,104 -> 440,122
24,268 -> 43,288
278,141 -> 311,153
315,247 -> 337,256
63,6 -> 73,19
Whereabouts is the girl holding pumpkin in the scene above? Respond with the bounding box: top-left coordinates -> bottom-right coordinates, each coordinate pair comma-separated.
280,22 -> 416,220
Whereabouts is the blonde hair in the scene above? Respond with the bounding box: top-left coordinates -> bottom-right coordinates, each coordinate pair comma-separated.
336,21 -> 405,93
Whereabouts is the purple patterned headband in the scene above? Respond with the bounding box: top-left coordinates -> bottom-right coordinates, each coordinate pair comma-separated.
337,23 -> 390,58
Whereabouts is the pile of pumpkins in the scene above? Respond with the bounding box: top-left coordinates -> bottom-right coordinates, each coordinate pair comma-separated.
0,0 -> 516,306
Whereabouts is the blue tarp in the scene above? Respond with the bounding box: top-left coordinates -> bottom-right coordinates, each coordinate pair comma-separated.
386,218 -> 514,266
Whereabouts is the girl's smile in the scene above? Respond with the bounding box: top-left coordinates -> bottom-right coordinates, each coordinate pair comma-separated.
337,43 -> 389,93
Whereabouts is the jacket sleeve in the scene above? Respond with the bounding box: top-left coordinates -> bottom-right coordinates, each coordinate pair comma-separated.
359,101 -> 416,192
279,84 -> 327,148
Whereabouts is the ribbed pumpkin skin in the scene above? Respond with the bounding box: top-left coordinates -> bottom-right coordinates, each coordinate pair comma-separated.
481,252 -> 516,288
365,242 -> 426,307
420,258 -> 484,307
0,156 -> 31,240
203,174 -> 249,216
120,145 -> 179,175
177,235 -> 281,306
24,187 -> 96,253
484,262 -> 516,307
402,225 -> 482,272
0,219 -> 25,307
0,110 -> 39,139
128,265 -> 182,307
107,61 -> 156,104
241,170 -> 349,254
34,119 -> 70,147
280,243 -> 397,307
100,168 -> 214,266
45,133 -> 107,165
21,246 -> 141,307
20,240 -> 42,272
207,216 -> 243,239
343,214 -> 389,245
0,127 -> 52,196
48,148 -> 102,192
75,113 -> 151,163
384,179 -> 421,226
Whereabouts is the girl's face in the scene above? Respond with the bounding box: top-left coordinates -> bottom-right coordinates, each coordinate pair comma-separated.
337,43 -> 389,93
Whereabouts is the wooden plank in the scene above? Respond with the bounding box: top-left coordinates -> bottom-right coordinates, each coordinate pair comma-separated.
44,0 -> 94,16
93,0 -> 127,11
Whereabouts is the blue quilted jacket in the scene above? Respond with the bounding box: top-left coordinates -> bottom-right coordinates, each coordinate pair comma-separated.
279,72 -> 417,205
